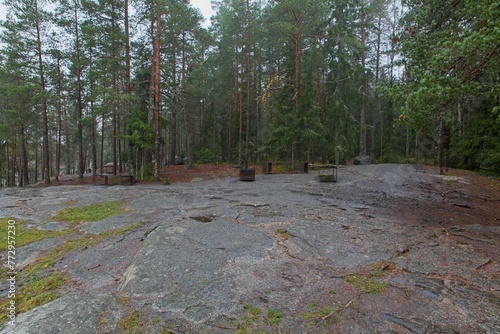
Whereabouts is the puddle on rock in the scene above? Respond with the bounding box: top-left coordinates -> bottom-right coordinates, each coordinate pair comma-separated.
189,216 -> 213,223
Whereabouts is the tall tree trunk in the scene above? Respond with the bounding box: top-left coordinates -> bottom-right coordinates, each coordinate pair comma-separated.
374,14 -> 382,157
227,66 -> 234,163
182,32 -> 193,168
10,142 -> 16,187
375,15 -> 382,84
75,4 -> 85,182
112,9 -> 118,176
56,55 -> 63,182
100,112 -> 105,173
20,126 -> 29,186
238,59 -> 243,167
292,9 -> 302,163
169,45 -> 177,165
153,9 -> 162,176
64,105 -> 71,175
359,6 -> 368,156
244,0 -> 252,168
35,5 -> 50,184
90,49 -> 97,183
124,0 -> 133,175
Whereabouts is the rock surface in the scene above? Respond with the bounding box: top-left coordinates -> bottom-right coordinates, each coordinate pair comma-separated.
353,155 -> 373,165
0,164 -> 499,333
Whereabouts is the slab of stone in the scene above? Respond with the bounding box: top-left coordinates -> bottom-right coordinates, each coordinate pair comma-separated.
0,295 -> 112,334
119,218 -> 274,323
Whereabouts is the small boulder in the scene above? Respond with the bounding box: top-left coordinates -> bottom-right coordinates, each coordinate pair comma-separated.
354,155 -> 373,165
175,156 -> 186,165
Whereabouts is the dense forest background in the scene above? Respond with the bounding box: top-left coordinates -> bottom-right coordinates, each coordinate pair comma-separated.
0,0 -> 498,186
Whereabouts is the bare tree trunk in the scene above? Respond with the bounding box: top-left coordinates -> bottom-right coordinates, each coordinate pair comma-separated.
359,6 -> 368,157
35,5 -> 50,184
169,45 -> 177,165
101,112 -> 105,173
227,66 -> 234,163
112,9 -> 118,176
244,0 -> 252,168
88,48 -> 97,182
10,142 -> 16,186
291,9 -> 302,163
375,15 -> 382,84
20,126 -> 29,186
124,0 -> 133,175
182,32 -> 193,168
75,4 -> 85,182
64,105 -> 71,175
56,55 -> 63,182
153,9 -> 162,176
238,59 -> 243,167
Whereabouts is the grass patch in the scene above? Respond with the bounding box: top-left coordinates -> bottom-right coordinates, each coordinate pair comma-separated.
301,304 -> 341,329
267,308 -> 285,326
0,218 -> 67,252
17,272 -> 66,312
0,271 -> 66,325
233,305 -> 285,334
116,293 -> 133,307
118,310 -> 144,334
344,274 -> 387,294
301,304 -> 337,320
276,228 -> 292,240
52,201 -> 127,224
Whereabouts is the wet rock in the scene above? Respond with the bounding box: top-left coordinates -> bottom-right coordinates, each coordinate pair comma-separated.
354,155 -> 373,165
1,164 -> 498,333
0,295 -> 112,334
118,218 -> 274,323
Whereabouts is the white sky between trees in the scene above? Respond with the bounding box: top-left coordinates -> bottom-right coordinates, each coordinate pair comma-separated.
0,0 -> 215,28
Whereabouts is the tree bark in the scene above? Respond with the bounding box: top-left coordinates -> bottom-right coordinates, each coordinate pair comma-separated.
359,6 -> 368,156
182,32 -> 193,168
56,55 -> 63,182
35,4 -> 50,184
244,0 -> 252,168
124,0 -> 133,175
153,9 -> 162,176
74,4 -> 85,182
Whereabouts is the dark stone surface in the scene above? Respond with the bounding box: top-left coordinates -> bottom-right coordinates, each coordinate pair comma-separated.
354,155 -> 373,165
0,164 -> 498,333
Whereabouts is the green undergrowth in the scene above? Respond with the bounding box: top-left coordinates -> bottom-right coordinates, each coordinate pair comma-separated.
301,303 -> 342,329
0,271 -> 67,325
213,304 -> 285,334
0,218 -> 68,252
117,310 -> 145,334
276,228 -> 292,240
343,261 -> 396,294
52,201 -> 127,224
344,274 -> 387,294
17,272 -> 67,313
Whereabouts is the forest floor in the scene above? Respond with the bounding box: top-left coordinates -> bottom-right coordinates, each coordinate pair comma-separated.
1,164 -> 499,333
